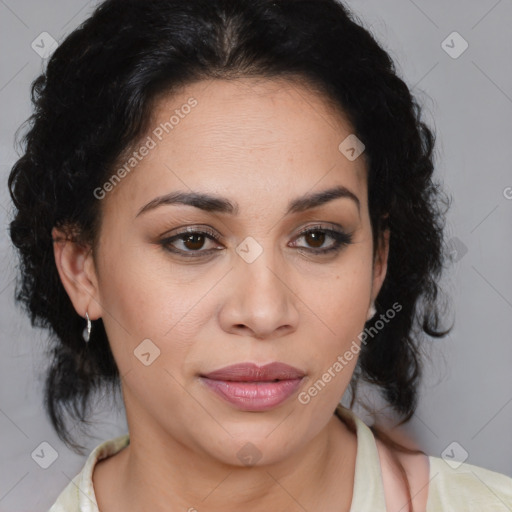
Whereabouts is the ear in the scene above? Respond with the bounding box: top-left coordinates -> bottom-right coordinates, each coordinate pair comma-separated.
52,226 -> 102,320
371,226 -> 390,302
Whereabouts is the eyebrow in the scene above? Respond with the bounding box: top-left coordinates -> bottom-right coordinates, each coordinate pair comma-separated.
135,185 -> 360,218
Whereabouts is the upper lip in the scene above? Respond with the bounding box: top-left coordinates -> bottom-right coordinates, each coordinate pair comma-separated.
200,362 -> 305,382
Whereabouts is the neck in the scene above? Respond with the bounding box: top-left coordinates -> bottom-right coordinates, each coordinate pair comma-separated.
94,407 -> 357,512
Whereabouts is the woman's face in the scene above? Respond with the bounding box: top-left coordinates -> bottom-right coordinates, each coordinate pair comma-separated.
68,77 -> 388,465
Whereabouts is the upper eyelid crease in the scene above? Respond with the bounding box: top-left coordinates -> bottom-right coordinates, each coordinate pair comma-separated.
135,185 -> 360,218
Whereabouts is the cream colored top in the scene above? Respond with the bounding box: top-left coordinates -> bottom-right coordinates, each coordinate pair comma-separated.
48,406 -> 512,511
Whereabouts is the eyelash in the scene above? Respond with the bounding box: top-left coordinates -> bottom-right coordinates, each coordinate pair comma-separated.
159,224 -> 353,259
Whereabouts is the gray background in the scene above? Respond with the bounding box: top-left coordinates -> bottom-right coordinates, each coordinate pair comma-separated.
0,0 -> 511,510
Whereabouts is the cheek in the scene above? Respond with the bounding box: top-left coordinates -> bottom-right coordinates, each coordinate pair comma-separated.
95,239 -> 221,372
306,255 -> 373,335
294,253 -> 373,387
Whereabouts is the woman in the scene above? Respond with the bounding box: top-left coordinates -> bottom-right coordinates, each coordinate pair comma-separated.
8,0 -> 512,510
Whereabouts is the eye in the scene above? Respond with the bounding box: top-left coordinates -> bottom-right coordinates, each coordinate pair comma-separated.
290,225 -> 353,255
159,224 -> 353,259
160,227 -> 223,258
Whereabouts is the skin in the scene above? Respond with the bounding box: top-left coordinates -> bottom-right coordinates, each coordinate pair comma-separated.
52,77 -> 429,511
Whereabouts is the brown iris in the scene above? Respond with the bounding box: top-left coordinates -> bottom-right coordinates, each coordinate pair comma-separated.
304,230 -> 325,248
183,233 -> 206,250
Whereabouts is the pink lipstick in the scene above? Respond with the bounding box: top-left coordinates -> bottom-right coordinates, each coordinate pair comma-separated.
199,362 -> 305,411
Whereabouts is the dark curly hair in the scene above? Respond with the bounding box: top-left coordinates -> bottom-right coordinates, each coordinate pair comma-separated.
8,0 -> 452,505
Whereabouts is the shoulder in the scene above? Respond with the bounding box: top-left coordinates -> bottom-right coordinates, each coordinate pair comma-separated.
377,438 -> 512,512
426,455 -> 512,511
47,472 -> 81,512
47,434 -> 130,512
338,406 -> 512,511
376,438 -> 430,512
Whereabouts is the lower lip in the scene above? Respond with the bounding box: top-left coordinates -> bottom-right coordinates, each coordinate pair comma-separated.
200,377 -> 303,411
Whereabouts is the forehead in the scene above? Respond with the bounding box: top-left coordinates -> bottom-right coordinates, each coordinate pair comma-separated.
102,77 -> 367,217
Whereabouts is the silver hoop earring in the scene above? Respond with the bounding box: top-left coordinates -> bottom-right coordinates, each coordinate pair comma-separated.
366,302 -> 377,321
83,312 -> 92,343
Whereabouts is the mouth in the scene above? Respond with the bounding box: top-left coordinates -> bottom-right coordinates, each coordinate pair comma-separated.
200,361 -> 305,381
199,362 -> 305,411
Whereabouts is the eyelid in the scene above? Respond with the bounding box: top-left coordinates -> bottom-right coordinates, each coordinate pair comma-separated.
162,225 -> 221,240
295,222 -> 345,236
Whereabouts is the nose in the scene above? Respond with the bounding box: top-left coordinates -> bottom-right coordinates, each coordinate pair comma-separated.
217,245 -> 300,340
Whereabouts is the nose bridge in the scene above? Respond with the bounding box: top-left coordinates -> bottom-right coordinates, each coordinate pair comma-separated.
236,236 -> 286,302
220,235 -> 299,337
